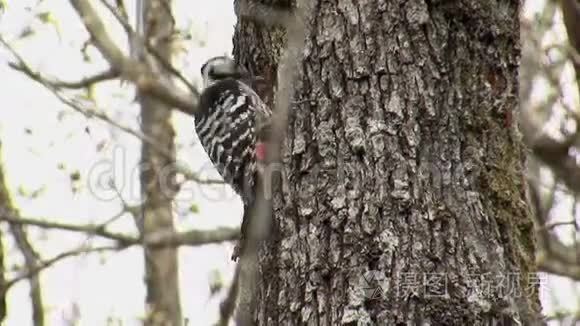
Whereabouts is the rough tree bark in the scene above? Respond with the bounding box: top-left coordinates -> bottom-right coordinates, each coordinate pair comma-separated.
138,0 -> 182,324
234,0 -> 542,324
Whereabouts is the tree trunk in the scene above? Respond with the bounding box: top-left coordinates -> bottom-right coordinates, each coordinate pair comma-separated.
233,0 -> 542,324
139,0 -> 182,324
0,237 -> 4,325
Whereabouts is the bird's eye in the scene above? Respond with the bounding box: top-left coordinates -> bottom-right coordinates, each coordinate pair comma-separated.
208,66 -> 215,76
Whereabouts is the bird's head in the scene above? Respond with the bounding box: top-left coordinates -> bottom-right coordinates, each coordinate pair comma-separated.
200,56 -> 246,88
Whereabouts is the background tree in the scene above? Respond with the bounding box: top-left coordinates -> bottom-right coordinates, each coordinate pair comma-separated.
520,0 -> 580,323
137,1 -> 182,323
0,1 -> 239,324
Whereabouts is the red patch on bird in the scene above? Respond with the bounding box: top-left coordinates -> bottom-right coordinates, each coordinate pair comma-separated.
256,142 -> 267,161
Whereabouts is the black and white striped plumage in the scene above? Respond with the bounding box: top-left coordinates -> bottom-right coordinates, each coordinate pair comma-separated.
196,56 -> 272,260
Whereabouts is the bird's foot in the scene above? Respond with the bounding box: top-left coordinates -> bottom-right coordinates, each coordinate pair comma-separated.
231,238 -> 245,262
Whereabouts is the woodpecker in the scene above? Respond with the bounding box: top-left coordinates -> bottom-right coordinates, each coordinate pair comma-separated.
196,56 -> 272,261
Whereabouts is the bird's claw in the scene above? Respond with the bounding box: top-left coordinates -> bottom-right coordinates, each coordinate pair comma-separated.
231,238 -> 245,262
231,244 -> 241,261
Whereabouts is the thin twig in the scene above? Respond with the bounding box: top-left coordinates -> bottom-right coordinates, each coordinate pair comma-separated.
0,212 -> 135,244
12,64 -> 117,89
99,0 -> 133,34
145,40 -> 198,95
100,0 -> 198,95
70,0 -> 199,115
3,245 -> 120,290
543,220 -> 577,231
0,37 -> 118,90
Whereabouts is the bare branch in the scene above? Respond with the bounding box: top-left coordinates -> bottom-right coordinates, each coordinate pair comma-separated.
7,58 -> 161,161
145,40 -> 198,95
3,245 -> 119,290
69,0 -> 199,115
521,117 -> 580,194
54,92 -> 219,185
520,7 -> 580,281
0,213 -> 239,248
1,35 -> 117,90
537,249 -> 580,280
69,0 -> 128,70
528,178 -> 580,280
217,263 -> 241,326
2,40 -> 221,186
99,0 -> 133,34
8,63 -> 118,89
0,213 -> 135,245
545,310 -> 580,323
143,227 -> 239,247
543,220 -> 577,231
99,0 -> 197,94
520,20 -> 580,195
51,69 -> 119,89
